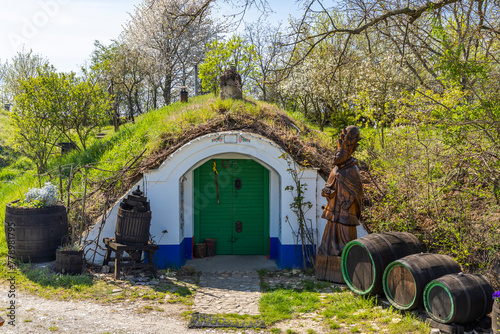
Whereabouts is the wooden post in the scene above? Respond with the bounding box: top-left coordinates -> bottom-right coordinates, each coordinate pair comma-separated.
325,256 -> 344,283
315,254 -> 328,280
316,255 -> 344,283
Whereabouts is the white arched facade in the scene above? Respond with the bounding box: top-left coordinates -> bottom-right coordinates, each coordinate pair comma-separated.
86,131 -> 367,268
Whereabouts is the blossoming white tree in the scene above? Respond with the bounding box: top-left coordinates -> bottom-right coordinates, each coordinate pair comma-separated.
124,0 -> 222,105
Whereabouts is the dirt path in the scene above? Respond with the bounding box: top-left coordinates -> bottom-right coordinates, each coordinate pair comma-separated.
0,290 -> 248,334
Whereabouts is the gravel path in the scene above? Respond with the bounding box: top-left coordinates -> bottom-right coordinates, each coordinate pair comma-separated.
0,270 -> 340,334
194,271 -> 261,315
0,290 -> 219,334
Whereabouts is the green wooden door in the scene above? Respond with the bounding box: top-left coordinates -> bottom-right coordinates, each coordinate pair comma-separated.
194,159 -> 269,255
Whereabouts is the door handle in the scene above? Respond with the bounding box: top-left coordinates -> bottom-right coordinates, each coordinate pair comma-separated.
235,178 -> 242,190
235,221 -> 243,233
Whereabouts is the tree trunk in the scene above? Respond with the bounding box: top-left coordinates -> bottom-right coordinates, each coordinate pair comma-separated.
108,82 -> 121,132
134,89 -> 142,115
113,100 -> 120,132
127,93 -> 135,123
152,87 -> 158,110
162,74 -> 172,105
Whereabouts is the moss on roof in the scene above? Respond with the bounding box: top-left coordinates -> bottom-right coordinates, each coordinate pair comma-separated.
136,97 -> 337,180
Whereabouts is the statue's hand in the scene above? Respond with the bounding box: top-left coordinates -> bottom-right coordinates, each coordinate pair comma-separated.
322,187 -> 336,198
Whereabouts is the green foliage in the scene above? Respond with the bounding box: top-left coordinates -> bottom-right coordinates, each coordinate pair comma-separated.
259,283 -> 428,332
19,265 -> 94,289
10,199 -> 44,208
259,289 -> 320,324
199,35 -> 258,95
11,70 -> 110,173
355,91 -> 397,130
0,111 -> 18,168
321,293 -> 428,333
430,17 -> 489,84
358,124 -> 500,271
11,69 -> 61,174
10,156 -> 34,170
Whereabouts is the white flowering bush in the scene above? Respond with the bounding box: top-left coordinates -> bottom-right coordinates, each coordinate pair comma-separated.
12,182 -> 60,208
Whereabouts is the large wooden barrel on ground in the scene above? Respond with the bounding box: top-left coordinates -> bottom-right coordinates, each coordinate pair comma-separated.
383,253 -> 462,310
423,273 -> 494,324
4,202 -> 68,263
341,232 -> 424,295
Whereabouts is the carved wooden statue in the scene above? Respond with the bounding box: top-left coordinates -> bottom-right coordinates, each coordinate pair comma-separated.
316,125 -> 362,282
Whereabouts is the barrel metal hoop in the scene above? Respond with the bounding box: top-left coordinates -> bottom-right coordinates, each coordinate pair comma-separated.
423,280 -> 455,323
341,240 -> 376,295
382,261 -> 417,310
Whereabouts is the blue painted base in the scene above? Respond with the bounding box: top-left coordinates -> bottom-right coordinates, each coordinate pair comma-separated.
152,237 -> 192,269
271,237 -> 315,269
270,237 -> 280,260
185,237 -> 193,259
152,237 -> 311,270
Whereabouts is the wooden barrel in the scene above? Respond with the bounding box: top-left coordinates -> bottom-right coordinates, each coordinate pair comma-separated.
55,250 -> 84,275
4,202 -> 68,263
383,253 -> 462,310
341,232 -> 424,295
205,238 -> 216,257
194,243 -> 207,258
115,207 -> 151,244
423,273 -> 494,324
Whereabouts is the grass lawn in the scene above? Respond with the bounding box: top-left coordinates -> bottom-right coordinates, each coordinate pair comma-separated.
258,271 -> 430,334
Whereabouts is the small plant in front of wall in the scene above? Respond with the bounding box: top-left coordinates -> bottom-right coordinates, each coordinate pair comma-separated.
58,244 -> 81,251
279,153 -> 316,270
11,181 -> 60,208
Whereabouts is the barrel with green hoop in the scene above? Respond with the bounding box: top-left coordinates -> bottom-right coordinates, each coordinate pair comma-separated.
341,232 -> 424,295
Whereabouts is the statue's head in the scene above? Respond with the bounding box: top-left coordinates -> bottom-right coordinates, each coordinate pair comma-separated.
333,126 -> 361,165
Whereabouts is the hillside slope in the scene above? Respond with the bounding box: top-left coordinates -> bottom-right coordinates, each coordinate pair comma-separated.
0,95 -> 358,254
0,110 -> 18,168
1,95 -> 497,290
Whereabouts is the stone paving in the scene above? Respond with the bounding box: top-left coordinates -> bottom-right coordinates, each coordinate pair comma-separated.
193,270 -> 262,315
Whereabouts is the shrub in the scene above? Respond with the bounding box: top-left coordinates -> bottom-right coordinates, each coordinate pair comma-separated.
12,182 -> 59,208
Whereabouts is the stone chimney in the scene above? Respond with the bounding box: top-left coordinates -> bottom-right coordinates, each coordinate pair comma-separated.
219,66 -> 242,100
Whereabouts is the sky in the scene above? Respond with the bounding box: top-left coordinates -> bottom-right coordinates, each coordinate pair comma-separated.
0,0 -> 304,73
